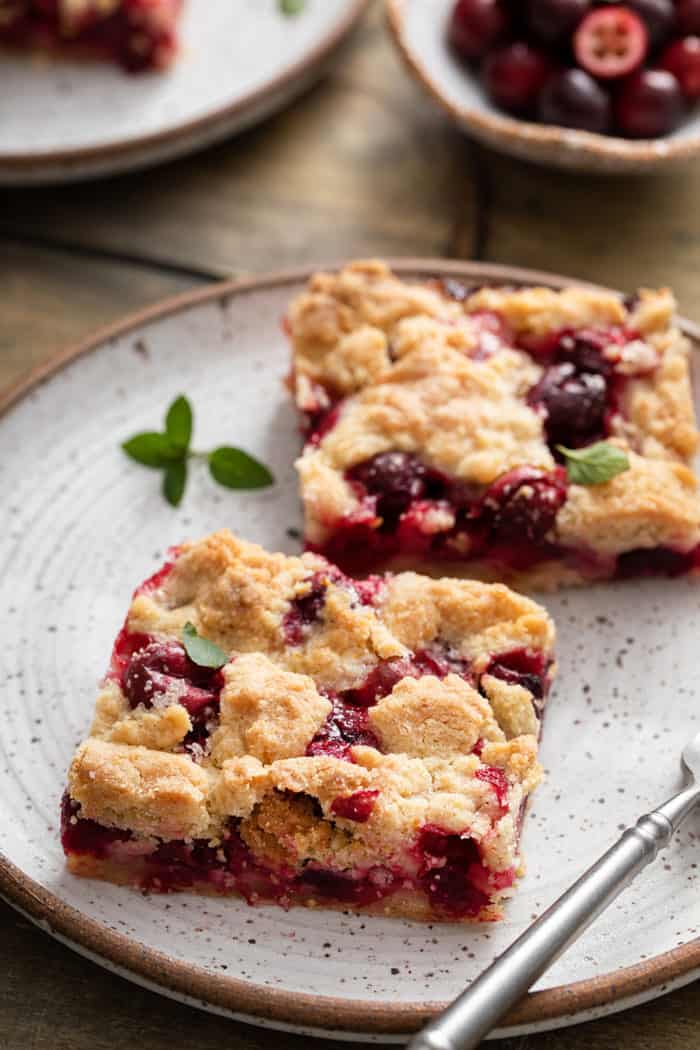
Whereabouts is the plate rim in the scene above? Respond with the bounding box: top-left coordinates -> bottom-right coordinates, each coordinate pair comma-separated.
0,0 -> 371,172
385,0 -> 700,170
2,257 -> 700,1036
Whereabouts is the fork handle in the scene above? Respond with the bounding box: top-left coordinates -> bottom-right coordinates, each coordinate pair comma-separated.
409,781 -> 700,1050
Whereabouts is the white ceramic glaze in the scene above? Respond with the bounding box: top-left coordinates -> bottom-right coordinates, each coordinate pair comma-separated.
1,263 -> 700,1040
387,0 -> 700,174
0,0 -> 368,184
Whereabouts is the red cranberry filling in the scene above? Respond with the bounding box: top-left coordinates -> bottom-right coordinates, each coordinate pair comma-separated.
415,825 -> 505,917
475,766 -> 509,817
283,572 -> 330,646
331,789 -> 380,823
0,0 -> 180,72
528,362 -> 608,449
347,452 -> 434,527
616,545 -> 698,578
122,639 -> 223,716
306,696 -> 381,760
483,647 -> 550,717
60,794 -> 131,858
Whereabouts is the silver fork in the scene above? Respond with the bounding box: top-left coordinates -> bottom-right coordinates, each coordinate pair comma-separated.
409,730 -> 700,1050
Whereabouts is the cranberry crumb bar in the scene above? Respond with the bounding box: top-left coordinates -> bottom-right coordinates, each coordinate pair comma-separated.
0,0 -> 182,72
289,260 -> 700,588
62,530 -> 555,921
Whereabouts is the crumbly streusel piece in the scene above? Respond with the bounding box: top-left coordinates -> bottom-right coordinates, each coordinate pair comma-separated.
62,530 -> 555,922
288,260 -> 700,588
0,0 -> 182,72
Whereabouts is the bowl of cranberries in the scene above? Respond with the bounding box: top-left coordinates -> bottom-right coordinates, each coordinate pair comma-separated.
387,0 -> 700,171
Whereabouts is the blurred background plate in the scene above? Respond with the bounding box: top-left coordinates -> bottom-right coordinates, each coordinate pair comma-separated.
0,0 -> 369,185
1,261 -> 700,1041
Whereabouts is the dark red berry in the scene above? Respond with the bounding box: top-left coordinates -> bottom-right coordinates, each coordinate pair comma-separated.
574,6 -> 648,80
348,452 -> 428,524
482,42 -> 551,114
476,466 -> 568,545
538,69 -> 612,133
615,69 -> 684,137
660,36 -> 700,101
676,0 -> 700,36
527,0 -> 591,44
628,0 -> 674,49
122,640 -> 220,715
554,329 -> 616,377
529,362 -> 608,446
448,0 -> 509,61
331,790 -> 380,823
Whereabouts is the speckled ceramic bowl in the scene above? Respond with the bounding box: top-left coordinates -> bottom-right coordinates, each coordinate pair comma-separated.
386,0 -> 700,174
1,260 -> 700,1040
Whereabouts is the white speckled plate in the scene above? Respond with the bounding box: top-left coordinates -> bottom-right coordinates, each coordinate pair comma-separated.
387,0 -> 700,173
0,0 -> 369,185
1,261 -> 700,1041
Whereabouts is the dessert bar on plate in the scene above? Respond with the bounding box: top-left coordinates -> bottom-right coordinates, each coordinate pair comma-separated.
0,0 -> 182,72
62,530 -> 555,921
289,260 -> 700,588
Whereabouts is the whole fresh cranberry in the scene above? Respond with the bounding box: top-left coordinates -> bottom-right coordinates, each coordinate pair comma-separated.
677,0 -> 700,36
348,452 -> 428,525
448,0 -> 510,61
482,42 -> 551,114
660,37 -> 700,101
538,69 -> 612,134
574,6 -> 648,80
528,362 -> 608,446
476,466 -> 568,545
629,0 -> 674,49
527,0 -> 590,44
616,69 -> 684,137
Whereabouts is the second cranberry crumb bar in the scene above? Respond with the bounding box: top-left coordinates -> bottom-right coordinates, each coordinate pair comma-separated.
289,260 -> 700,588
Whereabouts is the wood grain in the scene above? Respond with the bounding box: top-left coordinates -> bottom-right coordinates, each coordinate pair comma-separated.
1,0 -> 700,1046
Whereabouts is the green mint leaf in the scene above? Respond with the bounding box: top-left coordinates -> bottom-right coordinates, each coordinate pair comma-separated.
279,0 -> 306,13
122,432 -> 178,468
557,442 -> 630,486
208,447 -> 275,490
165,395 -> 193,453
182,621 -> 227,669
163,458 -> 187,507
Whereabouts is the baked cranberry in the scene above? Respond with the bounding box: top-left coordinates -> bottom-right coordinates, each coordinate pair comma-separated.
60,794 -> 131,858
448,0 -> 510,61
476,466 -> 568,545
298,867 -> 399,906
660,37 -> 700,101
527,0 -> 590,43
538,69 -> 612,134
469,310 -> 514,357
348,452 -> 428,525
528,362 -> 608,447
554,328 -> 616,377
306,697 -> 381,759
629,0 -> 674,48
122,640 -> 221,716
677,0 -> 700,35
483,42 -> 552,114
475,766 -> 509,815
283,572 -> 329,645
331,789 -> 380,823
416,826 -> 491,917
616,69 -> 684,137
616,546 -> 695,577
574,6 -> 648,80
485,647 -> 548,701
346,657 -> 417,707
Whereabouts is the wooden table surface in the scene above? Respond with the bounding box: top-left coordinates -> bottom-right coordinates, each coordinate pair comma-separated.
2,3 -> 700,1047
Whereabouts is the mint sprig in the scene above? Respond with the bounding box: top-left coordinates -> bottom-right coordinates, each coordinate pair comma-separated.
279,0 -> 306,13
122,395 -> 274,507
182,622 -> 227,669
557,442 -> 630,486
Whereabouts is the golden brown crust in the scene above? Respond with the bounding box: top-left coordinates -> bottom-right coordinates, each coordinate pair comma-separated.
65,531 -> 555,916
290,261 -> 700,569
